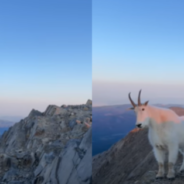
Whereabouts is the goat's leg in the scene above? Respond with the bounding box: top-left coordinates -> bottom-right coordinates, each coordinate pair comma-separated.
179,148 -> 184,172
167,144 -> 178,179
153,147 -> 166,179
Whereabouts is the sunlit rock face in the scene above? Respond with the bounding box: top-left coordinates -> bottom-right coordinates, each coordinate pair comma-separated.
0,100 -> 92,184
92,107 -> 184,184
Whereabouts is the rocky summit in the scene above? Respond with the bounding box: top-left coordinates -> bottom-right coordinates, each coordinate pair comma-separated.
92,107 -> 184,184
0,100 -> 92,184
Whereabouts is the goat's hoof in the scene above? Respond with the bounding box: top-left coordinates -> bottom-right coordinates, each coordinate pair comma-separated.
167,175 -> 175,180
167,172 -> 175,180
156,173 -> 164,179
156,176 -> 163,180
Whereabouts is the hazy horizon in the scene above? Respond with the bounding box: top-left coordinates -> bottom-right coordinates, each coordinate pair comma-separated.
93,103 -> 184,108
93,80 -> 184,107
0,98 -> 91,117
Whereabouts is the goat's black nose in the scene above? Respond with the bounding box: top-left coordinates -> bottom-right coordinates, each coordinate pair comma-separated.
137,124 -> 142,128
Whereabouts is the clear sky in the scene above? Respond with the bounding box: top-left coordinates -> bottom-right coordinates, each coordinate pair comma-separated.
0,0 -> 91,117
93,0 -> 184,106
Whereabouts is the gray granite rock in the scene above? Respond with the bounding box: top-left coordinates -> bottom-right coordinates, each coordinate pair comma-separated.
77,145 -> 92,182
69,119 -> 77,129
0,101 -> 92,184
86,99 -> 92,105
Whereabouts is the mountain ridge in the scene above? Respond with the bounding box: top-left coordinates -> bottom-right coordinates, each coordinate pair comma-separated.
0,99 -> 92,184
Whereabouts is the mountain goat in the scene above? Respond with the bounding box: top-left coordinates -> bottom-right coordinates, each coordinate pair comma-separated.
128,90 -> 184,180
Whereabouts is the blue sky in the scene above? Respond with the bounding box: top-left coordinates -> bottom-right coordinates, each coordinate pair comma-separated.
93,0 -> 184,106
0,0 -> 91,117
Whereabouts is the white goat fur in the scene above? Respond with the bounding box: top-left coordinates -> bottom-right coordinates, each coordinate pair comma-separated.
134,104 -> 184,179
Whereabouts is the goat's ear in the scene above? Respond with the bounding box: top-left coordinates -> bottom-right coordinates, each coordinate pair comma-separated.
129,107 -> 134,110
144,101 -> 149,106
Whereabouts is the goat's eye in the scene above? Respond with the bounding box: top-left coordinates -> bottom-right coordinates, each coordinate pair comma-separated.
142,108 -> 144,111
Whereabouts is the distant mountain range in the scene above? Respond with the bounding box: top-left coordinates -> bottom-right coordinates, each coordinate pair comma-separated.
0,119 -> 13,135
92,104 -> 184,156
0,127 -> 9,135
0,119 -> 14,127
0,116 -> 23,135
0,116 -> 23,123
93,104 -> 136,156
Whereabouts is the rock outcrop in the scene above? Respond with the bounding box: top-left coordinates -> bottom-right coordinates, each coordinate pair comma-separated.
92,107 -> 184,184
0,100 -> 92,184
